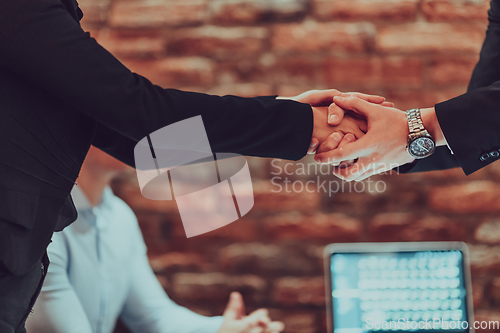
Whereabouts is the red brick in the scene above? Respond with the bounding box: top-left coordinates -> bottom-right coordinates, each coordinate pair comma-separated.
96,29 -> 166,59
135,213 -> 183,253
368,212 -> 415,241
149,252 -> 207,273
168,26 -> 267,58
314,0 -> 419,21
252,181 -> 322,214
376,23 -> 485,54
429,181 -> 500,213
268,57 -> 320,85
121,57 -> 215,87
422,0 -> 490,22
212,58 -> 267,84
323,56 -> 423,88
109,0 -> 208,29
407,217 -> 468,241
272,277 -> 325,306
472,280 -> 485,308
210,0 -> 307,24
272,22 -> 375,54
78,0 -> 112,27
194,216 -> 259,242
264,213 -> 362,242
475,220 -> 500,244
172,272 -> 268,303
488,277 -> 500,307
469,245 -> 500,275
384,87 -> 469,111
369,214 -> 468,241
219,243 -> 318,275
374,186 -> 424,211
429,56 -> 478,85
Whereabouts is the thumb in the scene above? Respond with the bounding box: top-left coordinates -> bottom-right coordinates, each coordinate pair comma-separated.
333,95 -> 376,118
327,103 -> 345,126
223,292 -> 245,320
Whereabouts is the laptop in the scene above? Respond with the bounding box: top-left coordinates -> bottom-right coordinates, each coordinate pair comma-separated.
324,242 -> 474,333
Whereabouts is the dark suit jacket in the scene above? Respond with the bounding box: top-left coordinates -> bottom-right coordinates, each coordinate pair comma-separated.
0,0 -> 313,275
402,0 -> 500,175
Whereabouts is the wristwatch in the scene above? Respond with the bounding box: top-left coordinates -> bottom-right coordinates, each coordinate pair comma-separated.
406,108 -> 436,159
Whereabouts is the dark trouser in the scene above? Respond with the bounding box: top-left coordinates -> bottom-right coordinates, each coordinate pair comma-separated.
0,252 -> 49,333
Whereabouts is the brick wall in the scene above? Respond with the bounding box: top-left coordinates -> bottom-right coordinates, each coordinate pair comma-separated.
77,0 -> 500,332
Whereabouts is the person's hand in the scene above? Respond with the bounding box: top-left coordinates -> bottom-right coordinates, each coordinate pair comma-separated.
311,106 -> 366,145
315,107 -> 366,167
277,89 -> 389,153
217,292 -> 284,333
326,92 -> 394,127
314,95 -> 415,181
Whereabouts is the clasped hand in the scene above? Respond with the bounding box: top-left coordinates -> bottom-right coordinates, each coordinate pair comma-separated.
281,90 -> 415,182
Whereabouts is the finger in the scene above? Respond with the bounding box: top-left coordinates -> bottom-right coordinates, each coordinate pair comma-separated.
301,89 -> 341,106
327,103 -> 345,126
343,92 -> 386,104
265,321 -> 285,333
332,96 -> 377,119
308,137 -> 319,154
381,101 -> 394,107
223,292 -> 245,320
316,131 -> 344,154
314,136 -> 368,164
336,133 -> 356,168
246,309 -> 271,325
329,133 -> 355,167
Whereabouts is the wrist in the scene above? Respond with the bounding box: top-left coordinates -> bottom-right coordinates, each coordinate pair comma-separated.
420,107 -> 448,147
311,107 -> 329,143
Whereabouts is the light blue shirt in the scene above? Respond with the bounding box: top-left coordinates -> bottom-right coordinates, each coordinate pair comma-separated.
26,186 -> 224,333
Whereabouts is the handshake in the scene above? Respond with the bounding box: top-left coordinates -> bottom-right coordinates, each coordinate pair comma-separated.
279,89 -> 445,182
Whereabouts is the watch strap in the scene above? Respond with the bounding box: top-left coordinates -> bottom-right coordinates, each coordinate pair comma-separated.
406,108 -> 425,135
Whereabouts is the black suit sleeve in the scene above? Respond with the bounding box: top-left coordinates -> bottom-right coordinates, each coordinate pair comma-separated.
0,0 -> 313,165
401,0 -> 500,175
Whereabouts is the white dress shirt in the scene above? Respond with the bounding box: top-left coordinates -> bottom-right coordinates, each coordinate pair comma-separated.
26,186 -> 224,333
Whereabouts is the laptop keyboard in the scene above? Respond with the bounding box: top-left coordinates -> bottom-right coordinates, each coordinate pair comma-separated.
357,255 -> 464,323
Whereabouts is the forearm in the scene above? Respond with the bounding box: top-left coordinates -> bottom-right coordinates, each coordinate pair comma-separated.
0,0 -> 313,163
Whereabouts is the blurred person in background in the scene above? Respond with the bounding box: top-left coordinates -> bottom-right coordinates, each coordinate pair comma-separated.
25,146 -> 285,333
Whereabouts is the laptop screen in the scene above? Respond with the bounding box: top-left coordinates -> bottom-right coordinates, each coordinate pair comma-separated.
328,249 -> 470,333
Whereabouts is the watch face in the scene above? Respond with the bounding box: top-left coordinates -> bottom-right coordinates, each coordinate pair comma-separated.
409,137 -> 436,159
